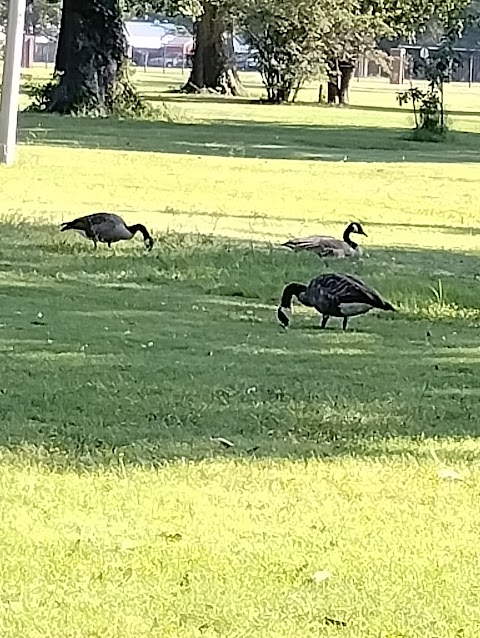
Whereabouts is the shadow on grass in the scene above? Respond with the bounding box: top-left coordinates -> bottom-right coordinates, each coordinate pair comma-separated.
18,112 -> 480,164
348,219 -> 480,237
344,103 -> 480,118
1,223 -> 480,465
147,90 -> 480,119
159,91 -> 260,106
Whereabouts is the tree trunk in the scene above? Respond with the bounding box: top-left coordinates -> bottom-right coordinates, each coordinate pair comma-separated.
55,0 -> 71,73
327,80 -> 339,104
338,62 -> 355,105
327,58 -> 339,104
183,1 -> 244,96
327,59 -> 355,105
45,0 -> 140,115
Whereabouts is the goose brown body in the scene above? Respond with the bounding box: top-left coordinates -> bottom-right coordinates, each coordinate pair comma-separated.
282,222 -> 367,258
277,273 -> 395,330
60,213 -> 154,250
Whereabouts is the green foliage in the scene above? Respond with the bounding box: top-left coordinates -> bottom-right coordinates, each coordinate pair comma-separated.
119,0 -> 474,104
0,0 -> 61,31
121,0 -> 201,17
23,75 -> 61,112
110,68 -> 154,118
238,0 -> 471,104
396,18 -> 468,140
397,85 -> 447,140
27,0 -> 61,33
323,0 -> 390,65
25,70 -> 152,119
239,0 -> 385,103
361,0 -> 472,38
239,0 -> 326,103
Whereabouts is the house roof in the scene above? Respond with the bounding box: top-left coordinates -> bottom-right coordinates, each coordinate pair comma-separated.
124,20 -> 193,51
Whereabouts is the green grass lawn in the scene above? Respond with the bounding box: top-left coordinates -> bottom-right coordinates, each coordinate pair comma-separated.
1,68 -> 480,637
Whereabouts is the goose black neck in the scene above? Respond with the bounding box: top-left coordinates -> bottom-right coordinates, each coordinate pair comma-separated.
127,223 -> 149,240
280,283 -> 307,309
127,224 -> 154,249
343,225 -> 357,249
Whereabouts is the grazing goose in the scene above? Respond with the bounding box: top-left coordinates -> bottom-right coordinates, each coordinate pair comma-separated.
277,272 -> 395,331
60,213 -> 154,251
282,222 -> 367,258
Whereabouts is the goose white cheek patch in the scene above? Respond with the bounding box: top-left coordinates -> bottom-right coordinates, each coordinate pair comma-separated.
278,307 -> 290,328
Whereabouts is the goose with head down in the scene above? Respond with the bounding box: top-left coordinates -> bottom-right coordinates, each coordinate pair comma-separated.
60,213 -> 154,251
282,222 -> 367,258
277,272 -> 395,331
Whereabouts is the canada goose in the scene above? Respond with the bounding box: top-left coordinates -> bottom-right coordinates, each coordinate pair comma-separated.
282,222 -> 367,258
277,273 -> 395,330
60,213 -> 154,251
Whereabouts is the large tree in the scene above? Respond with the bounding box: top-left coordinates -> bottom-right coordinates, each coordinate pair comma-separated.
324,0 -> 473,104
240,0 -> 383,103
182,0 -> 243,94
129,0 -> 244,94
34,0 -> 143,115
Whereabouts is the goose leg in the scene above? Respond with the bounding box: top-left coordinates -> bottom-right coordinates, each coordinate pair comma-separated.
91,238 -> 98,250
342,317 -> 348,331
320,315 -> 329,329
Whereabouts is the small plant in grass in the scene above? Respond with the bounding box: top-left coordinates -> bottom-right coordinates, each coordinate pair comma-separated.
430,278 -> 445,306
397,23 -> 465,141
397,84 -> 447,141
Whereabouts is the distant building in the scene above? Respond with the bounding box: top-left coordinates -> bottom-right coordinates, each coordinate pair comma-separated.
124,20 -> 194,68
34,35 -> 57,64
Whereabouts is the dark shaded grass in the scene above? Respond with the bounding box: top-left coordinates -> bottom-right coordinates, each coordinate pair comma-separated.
1,223 -> 480,466
18,113 -> 480,163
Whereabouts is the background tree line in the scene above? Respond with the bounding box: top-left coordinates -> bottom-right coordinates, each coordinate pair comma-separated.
0,0 -> 478,115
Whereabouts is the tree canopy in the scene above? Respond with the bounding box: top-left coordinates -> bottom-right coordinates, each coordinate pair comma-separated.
362,0 -> 472,37
239,0 -> 386,102
0,0 -> 61,32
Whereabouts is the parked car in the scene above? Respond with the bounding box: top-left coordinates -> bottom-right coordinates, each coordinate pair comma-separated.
132,50 -> 191,68
151,53 -> 190,68
236,52 -> 259,71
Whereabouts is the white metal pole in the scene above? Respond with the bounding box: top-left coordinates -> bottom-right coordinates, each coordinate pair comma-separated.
0,0 -> 27,165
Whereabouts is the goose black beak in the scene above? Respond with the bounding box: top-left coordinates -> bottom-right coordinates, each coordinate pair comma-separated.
145,237 -> 154,251
360,230 -> 368,237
